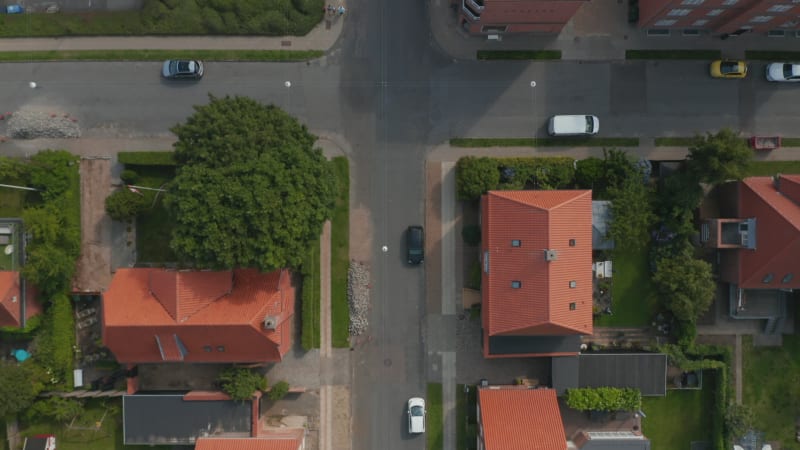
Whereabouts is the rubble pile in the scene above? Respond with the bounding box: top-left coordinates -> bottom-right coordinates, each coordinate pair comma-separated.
348,261 -> 370,336
6,111 -> 81,139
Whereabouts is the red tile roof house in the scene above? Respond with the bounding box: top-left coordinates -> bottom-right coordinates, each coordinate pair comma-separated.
102,268 -> 295,366
478,386 -> 651,450
0,271 -> 43,329
480,190 -> 593,358
477,387 -> 567,450
701,175 -> 800,331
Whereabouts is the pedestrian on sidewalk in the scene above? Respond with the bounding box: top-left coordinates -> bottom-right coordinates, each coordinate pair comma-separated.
337,5 -> 346,15
327,4 -> 335,15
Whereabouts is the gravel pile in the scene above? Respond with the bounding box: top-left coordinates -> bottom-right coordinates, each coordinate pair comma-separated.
6,111 -> 81,139
348,261 -> 370,336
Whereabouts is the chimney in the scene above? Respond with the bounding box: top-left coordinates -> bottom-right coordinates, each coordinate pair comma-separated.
544,249 -> 558,262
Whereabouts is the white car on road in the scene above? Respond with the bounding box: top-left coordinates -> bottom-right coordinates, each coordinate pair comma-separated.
407,397 -> 426,434
766,62 -> 800,82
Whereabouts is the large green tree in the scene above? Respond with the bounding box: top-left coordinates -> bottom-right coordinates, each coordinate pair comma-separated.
686,128 -> 752,185
165,95 -> 337,270
0,362 -> 46,418
652,254 -> 715,322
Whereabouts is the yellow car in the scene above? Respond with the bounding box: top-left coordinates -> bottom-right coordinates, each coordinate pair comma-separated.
710,60 -> 748,78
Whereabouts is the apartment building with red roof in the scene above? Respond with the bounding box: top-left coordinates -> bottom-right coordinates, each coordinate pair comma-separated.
701,175 -> 800,329
195,436 -> 304,450
638,0 -> 800,35
102,268 -> 294,364
0,271 -> 42,329
480,190 -> 593,358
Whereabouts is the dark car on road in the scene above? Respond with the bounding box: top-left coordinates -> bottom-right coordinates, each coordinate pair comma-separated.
162,60 -> 204,80
406,225 -> 424,265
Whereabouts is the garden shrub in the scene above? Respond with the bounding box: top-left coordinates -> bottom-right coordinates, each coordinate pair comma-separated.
564,387 -> 642,412
455,156 -> 576,201
218,367 -> 267,401
25,397 -> 83,423
268,380 -> 290,401
105,189 -> 149,221
456,157 -> 499,201
120,169 -> 139,184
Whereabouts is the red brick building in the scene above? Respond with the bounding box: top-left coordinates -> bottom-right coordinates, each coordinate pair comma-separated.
458,0 -> 589,34
639,0 -> 800,34
102,268 -> 294,364
480,190 -> 593,358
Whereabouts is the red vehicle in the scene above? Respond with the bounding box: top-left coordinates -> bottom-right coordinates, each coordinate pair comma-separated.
749,136 -> 781,151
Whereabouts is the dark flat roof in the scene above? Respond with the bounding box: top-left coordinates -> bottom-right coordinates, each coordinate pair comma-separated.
551,356 -> 580,395
488,335 -> 581,356
123,394 -> 251,445
578,353 -> 667,396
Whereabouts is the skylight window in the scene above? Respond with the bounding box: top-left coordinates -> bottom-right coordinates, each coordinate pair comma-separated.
511,281 -> 522,289
511,239 -> 521,247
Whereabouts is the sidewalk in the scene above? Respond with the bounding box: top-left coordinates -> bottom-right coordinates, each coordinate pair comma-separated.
429,0 -> 800,60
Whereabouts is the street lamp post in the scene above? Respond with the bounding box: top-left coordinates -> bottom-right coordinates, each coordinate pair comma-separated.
530,81 -> 537,136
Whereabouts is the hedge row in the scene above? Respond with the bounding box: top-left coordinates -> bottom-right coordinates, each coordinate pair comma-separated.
300,240 -> 321,350
0,0 -> 324,38
118,151 -> 177,166
33,295 -> 76,389
564,387 -> 642,412
455,156 -> 576,201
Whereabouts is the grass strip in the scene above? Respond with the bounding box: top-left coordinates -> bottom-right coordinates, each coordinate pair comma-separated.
626,49 -> 721,60
0,49 -> 324,62
746,161 -> 800,176
330,157 -> 350,348
450,137 -> 639,147
781,138 -> 800,147
477,50 -> 561,60
427,383 -> 444,450
745,50 -> 800,61
654,137 -> 697,146
301,237 -> 322,350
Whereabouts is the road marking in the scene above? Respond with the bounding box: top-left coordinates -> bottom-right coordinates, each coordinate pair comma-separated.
441,161 -> 456,315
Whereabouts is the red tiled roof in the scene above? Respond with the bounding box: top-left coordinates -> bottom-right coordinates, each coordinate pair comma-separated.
478,387 -> 567,450
103,268 -> 295,364
737,176 -> 800,289
0,271 -> 42,328
195,437 -> 302,450
480,190 -> 593,339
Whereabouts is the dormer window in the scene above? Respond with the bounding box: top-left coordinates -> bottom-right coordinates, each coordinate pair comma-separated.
782,273 -> 794,283
511,281 -> 522,289
762,273 -> 774,284
511,239 -> 521,247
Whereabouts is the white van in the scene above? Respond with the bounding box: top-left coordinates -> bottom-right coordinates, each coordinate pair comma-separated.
548,115 -> 600,136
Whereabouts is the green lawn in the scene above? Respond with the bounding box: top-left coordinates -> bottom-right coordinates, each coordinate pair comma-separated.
19,399 -> 171,450
642,371 -> 716,449
456,385 -> 478,450
301,237 -> 321,350
0,188 -> 26,217
743,334 -> 800,448
330,157 -> 351,348
746,161 -> 800,176
130,165 -> 176,263
427,383 -> 444,450
595,246 -> 658,327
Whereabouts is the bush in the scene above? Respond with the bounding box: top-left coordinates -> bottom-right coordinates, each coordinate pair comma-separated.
118,151 -> 177,166
268,380 -> 290,401
461,225 -> 481,246
564,387 -> 642,412
120,169 -> 139,184
574,157 -> 605,190
105,189 -> 149,221
467,261 -> 482,290
456,157 -> 499,201
218,368 -> 267,401
25,397 -> 83,423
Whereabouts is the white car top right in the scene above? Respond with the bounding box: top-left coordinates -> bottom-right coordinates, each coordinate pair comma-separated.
766,62 -> 800,82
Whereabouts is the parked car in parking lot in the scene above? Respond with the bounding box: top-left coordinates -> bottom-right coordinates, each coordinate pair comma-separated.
709,60 -> 748,79
766,62 -> 800,82
162,60 -> 204,80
